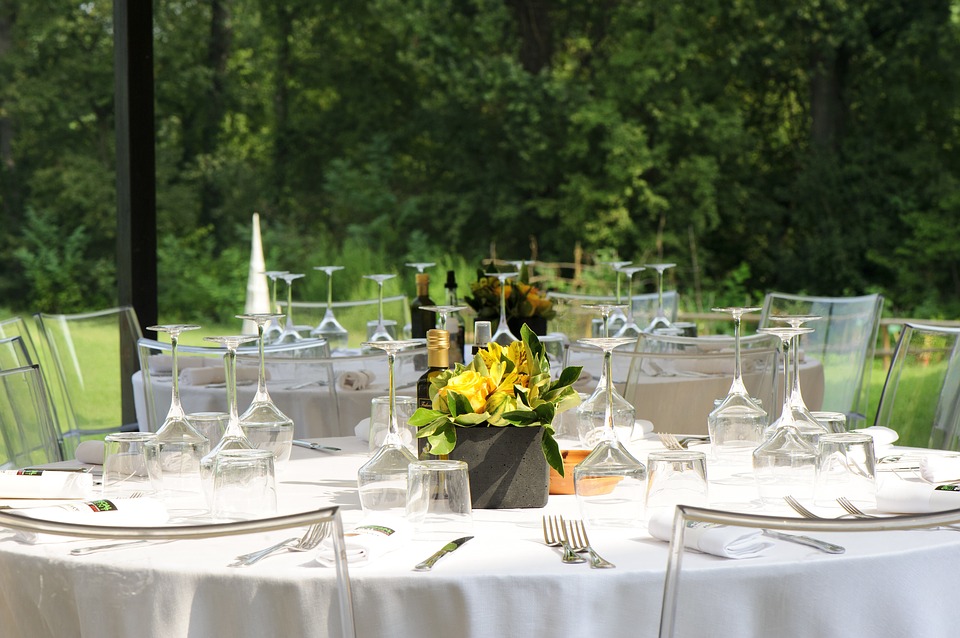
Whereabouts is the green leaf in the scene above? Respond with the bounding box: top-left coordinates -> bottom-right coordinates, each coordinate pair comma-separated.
501,409 -> 540,426
425,423 -> 457,456
447,390 -> 474,418
409,408 -> 444,427
452,412 -> 489,426
553,366 -> 583,390
541,430 -> 564,477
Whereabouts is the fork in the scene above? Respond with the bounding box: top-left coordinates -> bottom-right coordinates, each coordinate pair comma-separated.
657,432 -> 685,450
541,515 -> 585,564
565,520 -> 615,569
836,497 -> 960,531
229,522 -> 329,567
783,495 -> 823,519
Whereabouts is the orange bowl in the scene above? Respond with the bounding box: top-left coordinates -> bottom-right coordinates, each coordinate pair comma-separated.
549,449 -> 591,495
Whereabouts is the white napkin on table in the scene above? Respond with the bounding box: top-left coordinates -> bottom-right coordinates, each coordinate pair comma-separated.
919,455 -> 960,483
852,426 -> 899,458
354,418 -> 371,442
875,479 -> 960,514
315,517 -> 411,567
75,440 -> 106,465
0,470 -> 94,500
647,511 -> 773,559
337,370 -> 376,391
7,497 -> 169,544
147,355 -> 209,375
179,366 -> 261,386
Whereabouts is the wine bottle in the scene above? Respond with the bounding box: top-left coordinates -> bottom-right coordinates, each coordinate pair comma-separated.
410,273 -> 436,340
444,270 -> 464,365
417,329 -> 450,410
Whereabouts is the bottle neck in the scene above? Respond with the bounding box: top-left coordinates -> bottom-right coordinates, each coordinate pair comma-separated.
416,274 -> 431,299
427,347 -> 449,369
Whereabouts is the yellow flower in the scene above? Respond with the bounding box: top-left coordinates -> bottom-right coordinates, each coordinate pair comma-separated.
438,370 -> 497,413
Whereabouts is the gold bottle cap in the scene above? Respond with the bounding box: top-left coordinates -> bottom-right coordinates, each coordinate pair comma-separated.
426,329 -> 450,349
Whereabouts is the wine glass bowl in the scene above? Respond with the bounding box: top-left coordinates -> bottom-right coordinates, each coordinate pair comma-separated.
613,266 -> 646,338
276,273 -> 307,344
236,313 -> 295,463
364,273 -> 398,345
311,266 -> 349,351
601,261 -> 632,335
262,271 -> 289,343
644,263 -> 676,333
484,271 -> 521,345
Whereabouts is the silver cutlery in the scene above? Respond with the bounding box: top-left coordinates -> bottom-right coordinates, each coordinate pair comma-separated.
413,536 -> 473,571
292,440 -> 341,453
761,529 -> 845,554
230,522 -> 329,567
837,497 -> 960,531
541,515 -> 585,564
70,540 -> 156,555
565,519 -> 614,569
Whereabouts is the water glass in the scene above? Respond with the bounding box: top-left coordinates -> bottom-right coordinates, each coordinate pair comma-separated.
369,396 -> 418,455
212,449 -> 277,520
187,412 -> 230,445
812,411 -> 847,434
406,460 -> 472,535
815,432 -> 876,507
102,432 -> 162,498
645,450 -> 709,518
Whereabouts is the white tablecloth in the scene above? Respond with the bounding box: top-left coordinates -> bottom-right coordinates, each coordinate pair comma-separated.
3,437 -> 960,637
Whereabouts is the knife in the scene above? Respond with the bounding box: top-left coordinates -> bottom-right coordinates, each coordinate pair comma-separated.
292,440 -> 341,453
762,529 -> 845,554
413,536 -> 474,571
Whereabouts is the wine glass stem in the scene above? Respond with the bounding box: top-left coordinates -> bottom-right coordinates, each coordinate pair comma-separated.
498,277 -> 508,329
625,275 -> 635,323
271,279 -> 278,314
789,334 -> 805,407
377,282 -> 385,327
256,322 -> 268,396
226,347 -> 239,422
286,282 -> 295,329
615,272 -> 622,303
383,352 -> 403,448
602,348 -> 616,441
657,271 -> 664,318
729,313 -> 749,396
600,310 -> 611,338
326,272 -> 334,314
169,332 -> 185,418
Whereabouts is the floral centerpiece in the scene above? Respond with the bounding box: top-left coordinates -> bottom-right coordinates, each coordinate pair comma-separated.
464,270 -> 556,324
410,324 -> 582,477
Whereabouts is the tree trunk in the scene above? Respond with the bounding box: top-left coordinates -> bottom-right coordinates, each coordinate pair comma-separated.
199,0 -> 231,231
0,4 -> 19,223
809,46 -> 847,151
505,0 -> 552,74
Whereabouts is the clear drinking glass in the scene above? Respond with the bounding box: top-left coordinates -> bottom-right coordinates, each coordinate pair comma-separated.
102,432 -> 162,498
199,334 -> 259,504
576,335 -> 636,448
645,263 -> 676,333
601,260 -> 632,335
148,324 -> 209,513
645,450 -> 709,519
369,395 -> 418,455
758,325 -> 829,446
363,273 -> 397,345
237,313 -> 295,463
311,266 -> 349,351
707,307 -> 767,461
752,424 -> 817,505
211,449 -> 277,521
613,266 -> 646,338
814,432 -> 876,507
357,339 -> 423,514
262,270 -> 288,343
276,272 -> 306,344
574,337 -> 648,528
812,411 -> 847,434
406,459 -> 473,537
484,270 -> 521,345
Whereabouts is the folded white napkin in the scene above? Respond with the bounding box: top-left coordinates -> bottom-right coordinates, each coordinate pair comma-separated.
315,517 -> 411,567
0,470 -> 94,499
647,511 -> 773,559
180,366 -> 261,386
75,440 -> 106,465
875,479 -> 960,514
633,419 -> 654,439
852,426 -> 899,458
919,455 -> 960,483
8,497 -> 169,544
337,370 -> 376,391
354,417 -> 371,442
147,355 -> 209,375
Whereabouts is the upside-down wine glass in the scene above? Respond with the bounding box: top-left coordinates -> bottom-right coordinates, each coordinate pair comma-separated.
574,336 -> 648,528
405,262 -> 435,274
645,263 -> 676,333
148,324 -> 209,514
508,259 -> 537,278
275,272 -> 306,344
199,334 -> 259,502
357,339 -> 424,514
484,270 -> 521,345
602,260 -> 632,335
263,270 -> 288,343
707,307 -> 767,461
757,325 -> 829,445
363,273 -> 397,346
311,266 -> 349,351
771,314 -> 822,417
421,304 -> 468,333
575,334 -> 637,448
583,302 -> 628,338
236,313 -> 295,463
613,266 -> 646,338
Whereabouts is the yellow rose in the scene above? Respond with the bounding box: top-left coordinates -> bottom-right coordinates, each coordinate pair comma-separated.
438,370 -> 497,413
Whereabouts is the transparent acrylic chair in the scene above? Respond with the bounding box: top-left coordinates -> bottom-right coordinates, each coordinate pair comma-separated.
0,504 -> 356,638
0,336 -> 35,371
34,306 -> 144,457
0,316 -> 41,366
0,364 -> 64,469
659,503 -> 960,638
874,323 -> 960,450
759,292 -> 884,426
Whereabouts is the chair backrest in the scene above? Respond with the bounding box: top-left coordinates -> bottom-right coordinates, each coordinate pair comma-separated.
34,307 -> 143,456
0,336 -> 35,370
548,290 -> 680,340
617,332 -> 779,434
281,295 -> 411,342
0,504 -> 356,638
0,364 -> 64,469
759,292 -> 884,423
0,316 -> 41,366
659,503 -> 960,638
874,323 -> 960,450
